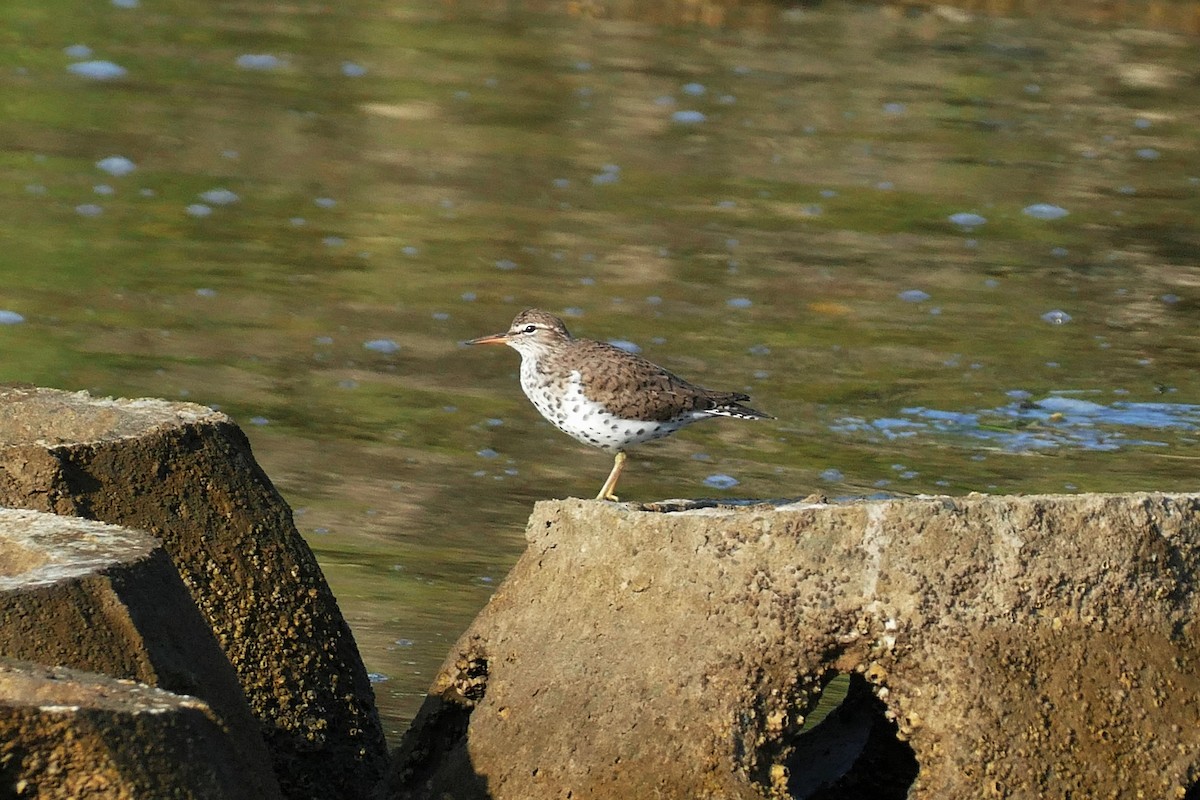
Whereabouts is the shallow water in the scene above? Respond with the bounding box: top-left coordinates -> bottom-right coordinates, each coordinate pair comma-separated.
2,0 -> 1199,739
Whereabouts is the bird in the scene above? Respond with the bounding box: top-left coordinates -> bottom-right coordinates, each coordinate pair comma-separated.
467,308 -> 771,501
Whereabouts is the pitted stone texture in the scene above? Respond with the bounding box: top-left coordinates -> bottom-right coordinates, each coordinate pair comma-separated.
389,494 -> 1200,800
0,658 -> 273,800
0,386 -> 386,800
0,507 -> 280,799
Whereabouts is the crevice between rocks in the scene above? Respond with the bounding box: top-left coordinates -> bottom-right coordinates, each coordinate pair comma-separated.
382,651 -> 491,800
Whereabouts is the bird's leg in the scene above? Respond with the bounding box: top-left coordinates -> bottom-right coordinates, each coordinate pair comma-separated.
596,451 -> 627,501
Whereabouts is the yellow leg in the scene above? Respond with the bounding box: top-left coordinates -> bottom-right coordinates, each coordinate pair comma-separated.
596,451 -> 627,501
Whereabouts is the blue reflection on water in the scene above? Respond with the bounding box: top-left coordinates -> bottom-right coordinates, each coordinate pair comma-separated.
833,395 -> 1200,452
672,110 -> 707,124
235,54 -> 285,71
96,156 -> 136,176
67,60 -> 126,80
703,473 -> 739,489
1023,203 -> 1069,220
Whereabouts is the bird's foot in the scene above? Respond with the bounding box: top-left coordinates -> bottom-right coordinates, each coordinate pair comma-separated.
596,451 -> 627,502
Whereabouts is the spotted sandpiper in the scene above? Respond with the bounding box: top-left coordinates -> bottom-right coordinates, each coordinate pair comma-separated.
467,308 -> 771,501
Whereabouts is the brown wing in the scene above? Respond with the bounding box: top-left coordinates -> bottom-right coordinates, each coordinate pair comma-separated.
572,339 -> 749,422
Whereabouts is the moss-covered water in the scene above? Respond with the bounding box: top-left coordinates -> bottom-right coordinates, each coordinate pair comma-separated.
2,0 -> 1199,738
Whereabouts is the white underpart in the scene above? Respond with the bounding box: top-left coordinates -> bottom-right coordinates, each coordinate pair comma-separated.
519,362 -> 697,452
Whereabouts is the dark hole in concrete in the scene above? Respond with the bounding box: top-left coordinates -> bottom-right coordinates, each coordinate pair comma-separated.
785,673 -> 918,800
1183,779 -> 1200,799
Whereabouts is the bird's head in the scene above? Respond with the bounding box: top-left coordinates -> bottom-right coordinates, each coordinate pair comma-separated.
467,309 -> 572,356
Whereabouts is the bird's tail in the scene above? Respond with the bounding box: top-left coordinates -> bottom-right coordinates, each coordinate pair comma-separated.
711,403 -> 773,420
706,392 -> 773,420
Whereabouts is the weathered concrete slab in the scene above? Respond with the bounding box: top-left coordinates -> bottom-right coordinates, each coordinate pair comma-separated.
0,658 -> 275,800
389,493 -> 1200,800
0,386 -> 386,800
0,507 -> 281,799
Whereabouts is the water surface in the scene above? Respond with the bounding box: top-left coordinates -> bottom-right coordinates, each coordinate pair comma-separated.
2,0 -> 1199,738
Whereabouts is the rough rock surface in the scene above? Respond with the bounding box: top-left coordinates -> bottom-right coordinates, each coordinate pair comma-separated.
389,494 -> 1200,800
0,507 -> 281,799
0,658 -> 272,800
0,386 -> 386,800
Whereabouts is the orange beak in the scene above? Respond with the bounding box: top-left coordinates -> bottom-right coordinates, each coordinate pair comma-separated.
466,332 -> 511,346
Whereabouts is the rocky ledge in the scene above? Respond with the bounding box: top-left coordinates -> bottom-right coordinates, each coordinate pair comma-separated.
389,493 -> 1200,800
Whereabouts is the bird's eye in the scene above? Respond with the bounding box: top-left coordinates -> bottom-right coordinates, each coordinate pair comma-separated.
522,324 -> 537,334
